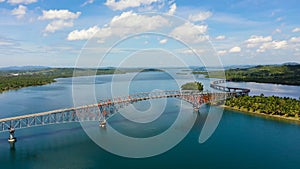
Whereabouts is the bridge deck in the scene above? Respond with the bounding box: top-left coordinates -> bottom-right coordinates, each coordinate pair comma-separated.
0,80 -> 250,133
0,104 -> 98,123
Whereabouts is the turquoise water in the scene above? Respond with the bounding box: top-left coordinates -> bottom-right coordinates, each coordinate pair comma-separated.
0,71 -> 300,169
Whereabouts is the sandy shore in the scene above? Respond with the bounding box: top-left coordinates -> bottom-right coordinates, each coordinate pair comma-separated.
221,105 -> 300,125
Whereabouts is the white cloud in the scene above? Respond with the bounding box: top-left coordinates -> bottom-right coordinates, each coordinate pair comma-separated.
245,35 -> 272,48
67,11 -> 169,41
39,10 -> 81,33
292,27 -> 300,33
217,50 -> 227,55
45,20 -> 73,33
67,26 -> 112,41
170,22 -> 208,43
246,43 -> 258,48
8,0 -> 37,4
159,38 -> 167,44
273,28 -> 282,34
81,0 -> 94,7
276,17 -> 283,22
0,0 -> 5,3
67,26 -> 99,41
109,11 -> 169,36
290,37 -> 300,43
188,11 -> 212,22
229,46 -> 241,53
11,5 -> 27,19
256,40 -> 288,53
105,0 -> 160,11
215,35 -> 226,40
179,48 -> 205,55
167,3 -> 176,15
0,40 -> 14,46
39,10 -> 81,20
246,35 -> 272,44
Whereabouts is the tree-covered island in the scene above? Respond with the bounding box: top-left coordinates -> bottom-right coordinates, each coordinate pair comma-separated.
181,81 -> 204,91
224,94 -> 300,123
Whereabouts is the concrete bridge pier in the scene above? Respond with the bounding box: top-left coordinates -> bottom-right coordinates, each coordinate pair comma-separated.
99,119 -> 106,128
8,127 -> 17,143
193,106 -> 199,113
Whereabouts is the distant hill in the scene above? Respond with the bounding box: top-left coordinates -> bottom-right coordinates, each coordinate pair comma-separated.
0,66 -> 50,71
282,62 -> 299,66
189,65 -> 256,71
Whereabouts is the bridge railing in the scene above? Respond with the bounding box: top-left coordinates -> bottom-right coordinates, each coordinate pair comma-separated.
210,79 -> 250,96
0,105 -> 108,132
0,86 -> 248,133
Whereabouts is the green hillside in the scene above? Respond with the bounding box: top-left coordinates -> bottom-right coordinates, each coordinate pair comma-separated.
194,64 -> 300,85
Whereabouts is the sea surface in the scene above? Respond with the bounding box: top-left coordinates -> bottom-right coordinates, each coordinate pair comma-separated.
0,71 -> 299,169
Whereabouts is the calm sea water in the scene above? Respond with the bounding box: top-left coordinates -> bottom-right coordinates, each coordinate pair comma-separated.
0,71 -> 299,169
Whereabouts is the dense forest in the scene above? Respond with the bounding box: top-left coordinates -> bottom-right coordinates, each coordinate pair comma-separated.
0,75 -> 56,92
193,64 -> 300,85
225,94 -> 300,118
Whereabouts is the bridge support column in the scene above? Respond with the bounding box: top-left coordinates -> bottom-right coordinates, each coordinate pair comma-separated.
99,119 -> 106,128
8,128 -> 17,143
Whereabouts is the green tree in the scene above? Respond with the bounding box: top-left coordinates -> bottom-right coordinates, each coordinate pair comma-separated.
181,81 -> 204,91
225,95 -> 300,117
196,81 -> 204,91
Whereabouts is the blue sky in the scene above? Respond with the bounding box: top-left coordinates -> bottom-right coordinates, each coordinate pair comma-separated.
0,0 -> 299,67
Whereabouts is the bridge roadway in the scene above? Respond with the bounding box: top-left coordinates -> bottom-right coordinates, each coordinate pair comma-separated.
210,79 -> 250,93
0,80 -> 250,142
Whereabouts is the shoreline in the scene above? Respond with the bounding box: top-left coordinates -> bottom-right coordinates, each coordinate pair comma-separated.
221,105 -> 300,125
0,79 -> 56,94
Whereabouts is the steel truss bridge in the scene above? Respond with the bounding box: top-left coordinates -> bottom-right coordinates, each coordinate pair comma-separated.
0,80 -> 250,142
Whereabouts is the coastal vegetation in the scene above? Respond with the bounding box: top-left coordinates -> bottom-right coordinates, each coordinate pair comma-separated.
193,64 -> 300,85
181,81 -> 204,91
0,68 -> 160,93
0,75 -> 55,92
225,94 -> 300,120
